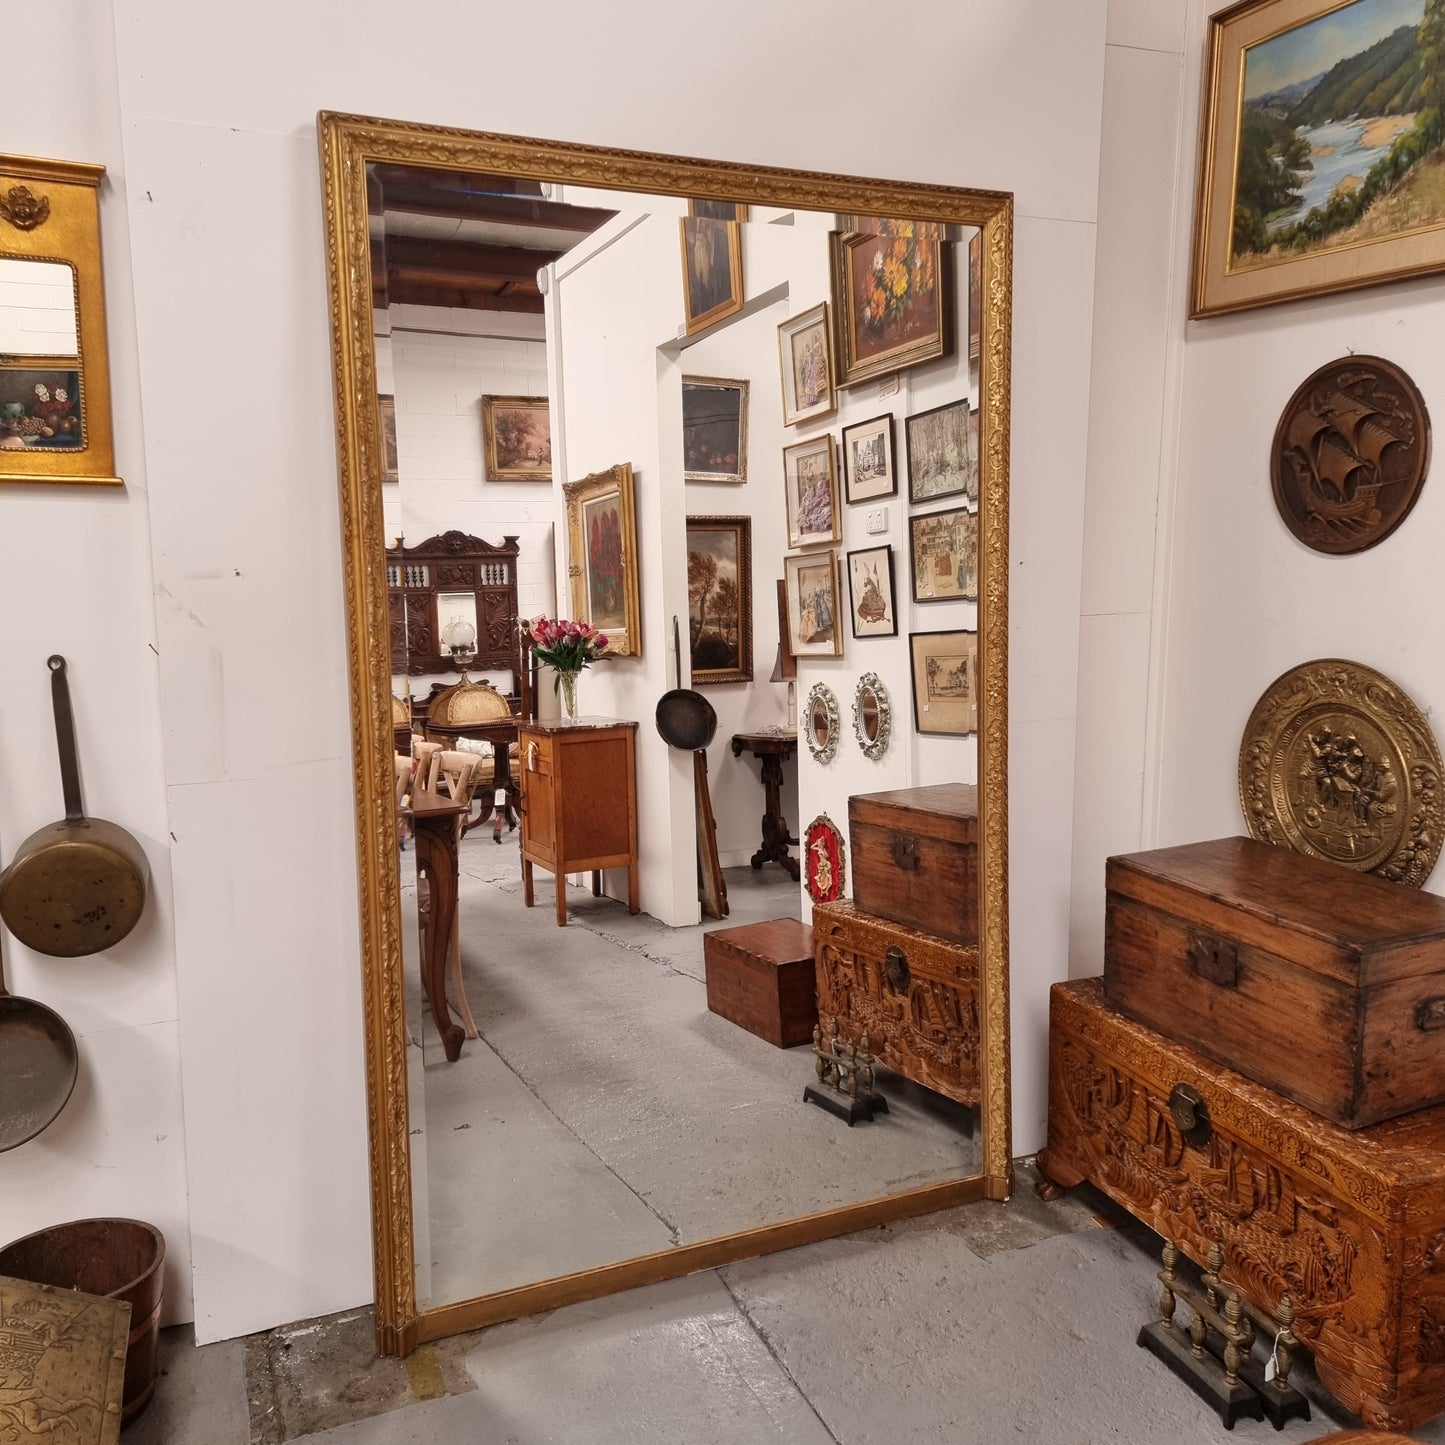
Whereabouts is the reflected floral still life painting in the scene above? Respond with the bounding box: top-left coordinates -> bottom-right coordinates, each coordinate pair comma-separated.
0,370 -> 83,450
831,224 -> 950,385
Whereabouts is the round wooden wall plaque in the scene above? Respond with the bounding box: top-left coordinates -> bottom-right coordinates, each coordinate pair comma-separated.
1270,356 -> 1430,555
1239,658 -> 1444,887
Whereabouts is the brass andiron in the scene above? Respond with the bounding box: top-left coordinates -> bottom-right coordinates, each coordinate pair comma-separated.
803,1021 -> 889,1125
1136,1239 -> 1310,1430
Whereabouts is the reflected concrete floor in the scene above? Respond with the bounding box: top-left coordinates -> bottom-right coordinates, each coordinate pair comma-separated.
128,1167 -> 1445,1443
403,832 -> 980,1307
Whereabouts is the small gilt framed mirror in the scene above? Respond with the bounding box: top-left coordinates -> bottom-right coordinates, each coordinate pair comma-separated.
0,156 -> 121,487
853,672 -> 891,760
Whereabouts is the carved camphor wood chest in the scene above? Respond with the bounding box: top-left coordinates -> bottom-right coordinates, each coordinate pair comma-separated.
848,784 -> 978,945
1105,836 -> 1445,1128
811,901 -> 979,1106
1040,978 -> 1445,1432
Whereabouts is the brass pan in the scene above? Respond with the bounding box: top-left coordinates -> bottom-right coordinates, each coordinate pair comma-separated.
0,656 -> 150,956
0,942 -> 79,1150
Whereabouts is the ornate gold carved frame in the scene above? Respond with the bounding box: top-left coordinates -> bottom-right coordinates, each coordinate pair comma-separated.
318,110 -> 1013,1356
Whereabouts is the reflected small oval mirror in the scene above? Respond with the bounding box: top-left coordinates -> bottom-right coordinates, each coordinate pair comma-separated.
853,673 -> 891,760
804,682 -> 839,763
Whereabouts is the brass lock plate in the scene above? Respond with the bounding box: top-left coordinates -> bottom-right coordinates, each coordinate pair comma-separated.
891,835 -> 920,872
885,944 -> 910,992
1169,1082 -> 1211,1148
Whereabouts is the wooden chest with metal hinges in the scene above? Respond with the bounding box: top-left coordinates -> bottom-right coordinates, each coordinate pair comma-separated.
848,783 -> 978,945
1038,977 -> 1445,1432
810,900 -> 979,1107
1103,836 -> 1445,1129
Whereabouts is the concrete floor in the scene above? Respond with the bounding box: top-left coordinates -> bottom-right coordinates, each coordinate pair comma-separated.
124,1165 -> 1445,1443
402,834 -> 979,1307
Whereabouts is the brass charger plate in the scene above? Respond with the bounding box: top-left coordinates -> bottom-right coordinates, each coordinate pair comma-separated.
1239,659 -> 1444,887
1270,355 -> 1430,555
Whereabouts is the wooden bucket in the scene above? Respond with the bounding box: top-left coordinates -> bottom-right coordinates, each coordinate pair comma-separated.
0,1217 -> 165,1422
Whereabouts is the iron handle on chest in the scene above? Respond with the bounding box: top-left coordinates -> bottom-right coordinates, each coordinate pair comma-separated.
1416,996 -> 1445,1032
1187,927 -> 1240,989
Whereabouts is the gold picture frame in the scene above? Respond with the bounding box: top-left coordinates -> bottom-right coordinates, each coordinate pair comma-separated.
1193,0 -> 1445,317
564,462 -> 642,656
783,549 -> 843,658
776,301 -> 835,426
830,228 -> 951,386
911,628 -> 978,736
0,155 -> 121,486
318,111 -> 1013,1360
679,215 -> 744,334
686,514 -> 752,685
782,434 -> 840,550
481,394 -> 552,482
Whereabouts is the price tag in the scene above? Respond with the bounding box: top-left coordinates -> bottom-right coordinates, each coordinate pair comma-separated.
495,788 -> 507,807
877,374 -> 900,400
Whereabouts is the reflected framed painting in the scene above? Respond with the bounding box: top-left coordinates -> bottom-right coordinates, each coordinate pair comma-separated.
830,226 -> 952,386
777,302 -> 835,426
482,394 -> 552,482
377,393 -> 398,485
686,515 -> 753,685
846,544 -> 898,638
910,629 -> 978,736
841,413 -> 897,503
909,506 -> 978,603
783,550 -> 843,658
682,376 -> 748,483
563,462 -> 642,656
680,215 -> 744,334
782,434 -> 840,550
906,399 -> 977,505
1194,0 -> 1445,316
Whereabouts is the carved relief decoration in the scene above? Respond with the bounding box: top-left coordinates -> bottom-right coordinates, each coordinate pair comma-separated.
814,902 -> 979,1107
1240,657 -> 1444,886
0,183 -> 50,230
1271,356 -> 1430,555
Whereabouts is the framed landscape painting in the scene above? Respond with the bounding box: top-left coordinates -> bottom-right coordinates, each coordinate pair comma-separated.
680,215 -> 744,334
777,302 -> 835,426
563,463 -> 642,656
782,434 -> 840,550
907,399 -> 977,505
377,393 -> 398,485
784,550 -> 843,658
841,413 -> 897,503
1194,0 -> 1445,316
682,376 -> 748,482
830,227 -> 952,386
686,515 -> 753,685
910,629 -> 978,737
482,395 -> 552,482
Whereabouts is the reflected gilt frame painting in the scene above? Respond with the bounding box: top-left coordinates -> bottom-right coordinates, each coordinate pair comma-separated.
680,214 -> 744,334
564,462 -> 642,656
482,394 -> 552,482
686,515 -> 753,685
1193,0 -> 1445,316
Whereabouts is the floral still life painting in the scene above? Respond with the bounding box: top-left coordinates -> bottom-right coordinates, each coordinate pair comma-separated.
0,370 -> 83,450
1195,0 -> 1445,314
831,228 -> 951,386
563,462 -> 642,656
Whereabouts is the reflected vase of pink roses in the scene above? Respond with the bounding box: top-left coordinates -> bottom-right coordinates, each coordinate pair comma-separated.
522,616 -> 610,719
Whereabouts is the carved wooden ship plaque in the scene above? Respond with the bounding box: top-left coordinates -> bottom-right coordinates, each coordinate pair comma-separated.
1239,657 -> 1444,886
1270,355 -> 1430,555
0,1275 -> 129,1443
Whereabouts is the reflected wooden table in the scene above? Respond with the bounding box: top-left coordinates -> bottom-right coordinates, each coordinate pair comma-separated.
405,789 -> 468,1062
730,729 -> 799,881
425,717 -> 519,842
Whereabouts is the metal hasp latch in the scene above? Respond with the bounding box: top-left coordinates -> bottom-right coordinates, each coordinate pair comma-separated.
1169,1082 -> 1212,1148
1187,927 -> 1239,989
885,944 -> 910,993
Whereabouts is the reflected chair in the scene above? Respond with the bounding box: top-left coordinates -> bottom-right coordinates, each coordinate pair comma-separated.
423,679 -> 521,841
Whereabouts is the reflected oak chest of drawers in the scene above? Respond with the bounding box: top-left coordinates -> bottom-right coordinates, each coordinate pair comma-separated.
518,717 -> 638,926
1039,978 -> 1445,1433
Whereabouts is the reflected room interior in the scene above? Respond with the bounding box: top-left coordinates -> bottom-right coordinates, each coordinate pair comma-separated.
331,127 -> 1006,1338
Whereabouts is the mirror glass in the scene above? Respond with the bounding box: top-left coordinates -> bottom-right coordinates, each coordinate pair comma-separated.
0,256 -> 83,450
363,155 -> 990,1314
861,692 -> 879,740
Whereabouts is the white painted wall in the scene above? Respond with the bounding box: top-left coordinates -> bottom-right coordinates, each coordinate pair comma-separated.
3,0 -> 1112,1340
0,0 -> 191,1326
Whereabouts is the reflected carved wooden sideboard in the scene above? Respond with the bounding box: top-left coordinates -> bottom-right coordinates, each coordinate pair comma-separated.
518,717 -> 639,927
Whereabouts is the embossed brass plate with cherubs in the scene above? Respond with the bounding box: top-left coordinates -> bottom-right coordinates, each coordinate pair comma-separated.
1270,356 -> 1430,555
1239,658 -> 1444,887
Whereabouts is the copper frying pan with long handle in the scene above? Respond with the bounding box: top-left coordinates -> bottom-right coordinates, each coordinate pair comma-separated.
0,656 -> 150,956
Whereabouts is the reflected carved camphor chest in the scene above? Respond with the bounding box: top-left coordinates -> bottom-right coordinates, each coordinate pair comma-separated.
1040,978 -> 1445,1433
811,901 -> 979,1107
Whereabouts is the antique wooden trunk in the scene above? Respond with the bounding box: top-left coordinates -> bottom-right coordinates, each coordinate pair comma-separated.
848,783 -> 978,945
811,900 -> 979,1106
1040,978 -> 1445,1432
1104,836 -> 1445,1129
704,918 -> 817,1048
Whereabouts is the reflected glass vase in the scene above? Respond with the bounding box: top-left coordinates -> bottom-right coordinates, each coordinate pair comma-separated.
555,668 -> 580,720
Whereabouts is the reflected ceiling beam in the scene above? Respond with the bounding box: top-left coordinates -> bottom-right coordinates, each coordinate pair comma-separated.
378,236 -> 557,313
372,164 -> 614,234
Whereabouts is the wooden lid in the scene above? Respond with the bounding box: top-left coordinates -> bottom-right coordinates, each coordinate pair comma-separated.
849,783 -> 978,843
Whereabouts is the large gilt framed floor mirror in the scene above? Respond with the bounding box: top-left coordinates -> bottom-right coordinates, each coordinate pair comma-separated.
318,111 -> 1013,1355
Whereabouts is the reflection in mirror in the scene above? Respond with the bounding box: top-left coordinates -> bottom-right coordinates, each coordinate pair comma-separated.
853,672 -> 891,761
335,131 -> 1003,1331
0,257 -> 83,450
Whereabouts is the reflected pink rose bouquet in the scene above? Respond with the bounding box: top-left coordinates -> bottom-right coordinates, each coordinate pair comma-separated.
522,616 -> 610,677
